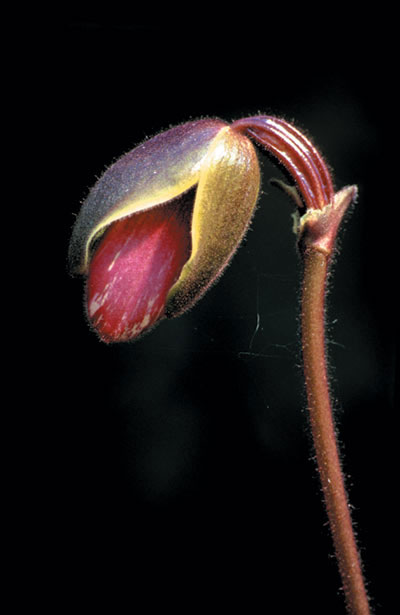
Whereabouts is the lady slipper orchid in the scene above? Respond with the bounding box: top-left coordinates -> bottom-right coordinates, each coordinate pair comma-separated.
69,114 -> 371,614
69,119 -> 260,342
69,115 -> 353,344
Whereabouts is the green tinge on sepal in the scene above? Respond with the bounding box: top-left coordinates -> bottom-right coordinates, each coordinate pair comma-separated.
165,126 -> 260,317
68,119 -> 228,275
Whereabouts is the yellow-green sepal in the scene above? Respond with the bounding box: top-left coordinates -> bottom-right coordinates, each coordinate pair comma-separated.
166,126 -> 260,316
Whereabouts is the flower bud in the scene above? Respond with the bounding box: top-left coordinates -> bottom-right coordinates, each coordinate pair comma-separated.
69,119 -> 260,342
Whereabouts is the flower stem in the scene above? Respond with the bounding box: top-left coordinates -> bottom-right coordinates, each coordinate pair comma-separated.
300,244 -> 370,615
234,112 -> 371,612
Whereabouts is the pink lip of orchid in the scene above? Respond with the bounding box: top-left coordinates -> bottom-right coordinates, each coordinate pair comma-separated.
85,194 -> 193,343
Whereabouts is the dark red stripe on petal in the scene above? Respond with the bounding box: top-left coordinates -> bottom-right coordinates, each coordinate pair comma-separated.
86,195 -> 193,342
232,116 -> 334,211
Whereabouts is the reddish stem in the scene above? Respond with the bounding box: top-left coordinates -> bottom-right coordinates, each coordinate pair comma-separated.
301,246 -> 370,614
233,115 -> 370,613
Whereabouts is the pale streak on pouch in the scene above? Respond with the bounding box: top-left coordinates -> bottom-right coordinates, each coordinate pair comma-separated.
88,282 -> 113,317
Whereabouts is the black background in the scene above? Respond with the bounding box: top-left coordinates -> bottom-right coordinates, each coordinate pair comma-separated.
27,14 -> 395,614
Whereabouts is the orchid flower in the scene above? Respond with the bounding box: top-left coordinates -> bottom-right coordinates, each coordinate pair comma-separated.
69,115 -> 370,614
69,119 -> 259,342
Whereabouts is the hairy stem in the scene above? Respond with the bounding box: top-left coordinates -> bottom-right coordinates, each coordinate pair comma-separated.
234,112 -> 369,611
234,112 -> 368,611
301,246 -> 370,615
